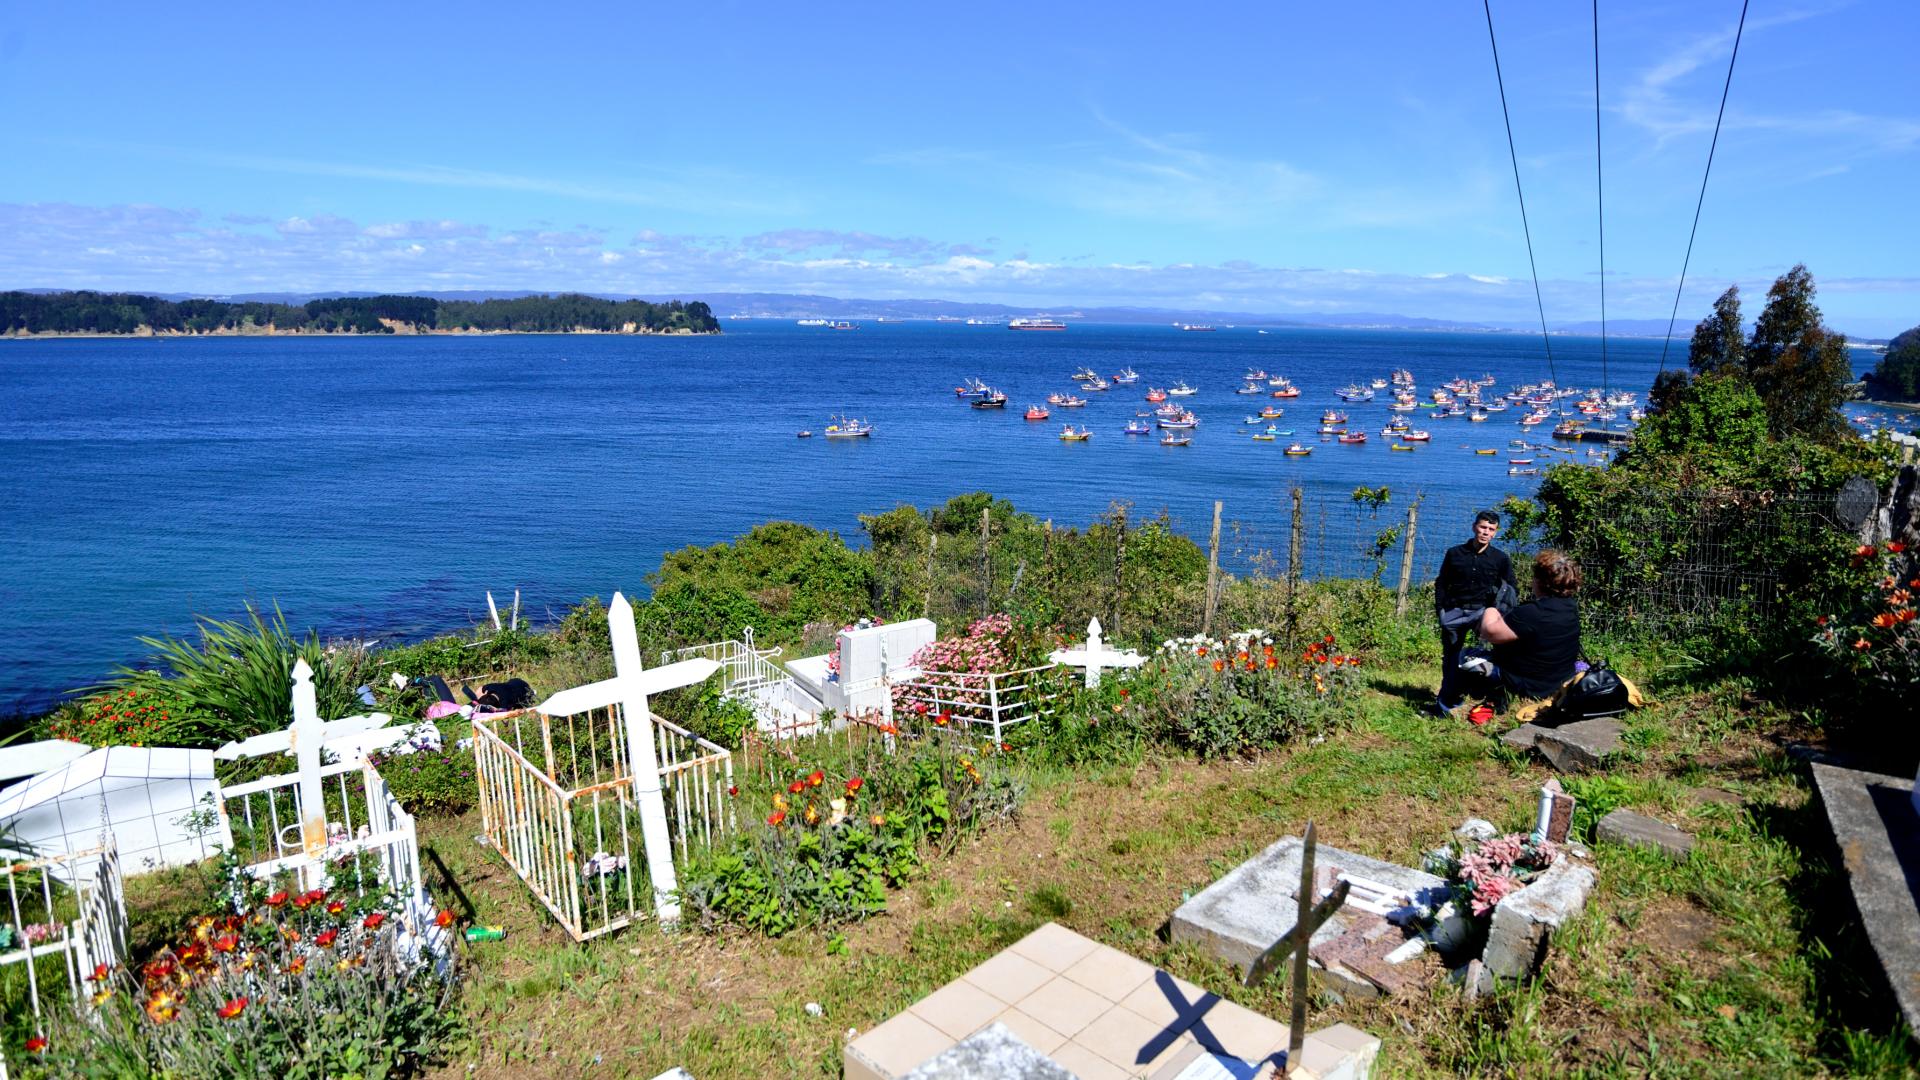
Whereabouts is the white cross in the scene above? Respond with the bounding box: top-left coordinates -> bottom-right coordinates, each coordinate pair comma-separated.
537,593 -> 718,925
1048,617 -> 1147,689
288,660 -> 330,889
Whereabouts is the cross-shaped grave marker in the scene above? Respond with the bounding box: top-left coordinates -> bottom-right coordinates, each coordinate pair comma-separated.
534,592 -> 719,925
287,659 -> 330,890
1243,821 -> 1350,1076
1048,617 -> 1147,689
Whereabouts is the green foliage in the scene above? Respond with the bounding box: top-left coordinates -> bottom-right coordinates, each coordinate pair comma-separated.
654,679 -> 757,750
645,521 -> 875,649
1119,634 -> 1360,760
1868,324 -> 1920,401
80,606 -> 369,749
1559,774 -> 1659,843
1687,285 -> 1747,376
0,290 -> 718,336
365,737 -> 478,817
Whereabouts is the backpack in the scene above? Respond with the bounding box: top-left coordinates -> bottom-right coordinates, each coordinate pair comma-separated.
1551,663 -> 1631,720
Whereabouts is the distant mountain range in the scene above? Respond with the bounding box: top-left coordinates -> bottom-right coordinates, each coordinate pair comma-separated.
14,288 -> 1881,341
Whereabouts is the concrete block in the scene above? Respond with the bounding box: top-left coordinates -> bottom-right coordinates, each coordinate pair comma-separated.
1170,836 -> 1448,989
1534,718 -> 1622,774
1482,859 -> 1596,979
1294,1022 -> 1382,1080
1498,724 -> 1547,751
1808,762 -> 1920,1042
1595,809 -> 1695,859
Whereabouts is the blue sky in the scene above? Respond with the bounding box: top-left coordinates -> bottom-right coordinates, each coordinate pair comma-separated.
3,1 -> 1916,334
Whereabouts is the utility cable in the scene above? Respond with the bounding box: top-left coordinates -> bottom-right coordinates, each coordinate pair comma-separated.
1656,0 -> 1751,378
1481,0 -> 1564,419
1593,0 -> 1610,426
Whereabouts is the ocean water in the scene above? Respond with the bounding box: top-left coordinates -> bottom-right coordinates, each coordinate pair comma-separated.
0,322 -> 1898,714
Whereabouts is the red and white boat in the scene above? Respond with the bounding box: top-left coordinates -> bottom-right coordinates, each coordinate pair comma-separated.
1025,405 -> 1050,421
1145,388 -> 1168,403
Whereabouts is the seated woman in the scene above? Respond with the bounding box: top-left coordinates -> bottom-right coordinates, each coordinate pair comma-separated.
1438,550 -> 1582,710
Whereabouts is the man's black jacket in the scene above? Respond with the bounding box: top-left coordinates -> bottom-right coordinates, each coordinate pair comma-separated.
1435,541 -> 1517,611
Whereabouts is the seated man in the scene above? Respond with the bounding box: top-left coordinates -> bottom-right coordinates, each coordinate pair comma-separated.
1438,549 -> 1582,711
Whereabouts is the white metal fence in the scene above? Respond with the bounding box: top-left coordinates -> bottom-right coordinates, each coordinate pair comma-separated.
889,663 -> 1063,745
472,702 -> 733,942
1,841 -> 127,1077
216,761 -> 423,901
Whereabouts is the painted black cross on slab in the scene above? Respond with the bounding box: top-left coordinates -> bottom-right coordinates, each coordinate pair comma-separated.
1242,821 -> 1350,1076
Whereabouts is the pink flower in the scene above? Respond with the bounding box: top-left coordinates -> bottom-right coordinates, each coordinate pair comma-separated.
1470,874 -> 1522,915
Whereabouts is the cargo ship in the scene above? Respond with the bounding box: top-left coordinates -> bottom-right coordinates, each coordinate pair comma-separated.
1008,318 -> 1067,331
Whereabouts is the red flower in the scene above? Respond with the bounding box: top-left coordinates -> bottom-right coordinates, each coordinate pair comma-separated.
302,888 -> 326,904
1195,646 -> 1208,657
435,909 -> 455,928
212,934 -> 238,953
217,996 -> 249,1020
1000,742 -> 1012,752
1816,615 -> 1829,626
363,913 -> 387,930
1890,541 -> 1908,554
1853,637 -> 1872,651
1119,688 -> 1129,697
315,929 -> 338,948
727,785 -> 739,797
1211,659 -> 1225,672
845,777 -> 865,794
88,962 -> 111,982
767,810 -> 787,826
1857,545 -> 1878,559
1872,612 -> 1898,629
913,701 -> 929,714
1265,656 -> 1278,669
25,1034 -> 48,1053
788,780 -> 806,794
807,770 -> 824,787
264,890 -> 289,907
935,712 -> 950,726
1323,634 -> 1336,644
325,900 -> 345,916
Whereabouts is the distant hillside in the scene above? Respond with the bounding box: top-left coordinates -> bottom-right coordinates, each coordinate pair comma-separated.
0,291 -> 719,336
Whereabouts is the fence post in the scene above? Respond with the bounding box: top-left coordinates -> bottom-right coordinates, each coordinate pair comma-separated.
1396,503 -> 1420,616
1204,500 -> 1223,636
980,506 -> 992,617
288,661 -> 328,892
924,531 -> 936,619
1111,505 -> 1129,637
1287,488 -> 1304,651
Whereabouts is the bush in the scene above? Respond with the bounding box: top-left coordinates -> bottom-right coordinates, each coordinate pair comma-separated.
364,744 -> 478,817
23,890 -> 460,1079
76,606 -> 370,749
1120,630 -> 1361,760
1811,541 -> 1919,723
676,742 -> 1022,935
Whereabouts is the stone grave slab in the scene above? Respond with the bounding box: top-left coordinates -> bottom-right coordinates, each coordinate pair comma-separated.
1533,718 -> 1622,774
844,922 -> 1381,1080
1170,836 -> 1447,997
1483,859 -> 1596,978
1809,762 -> 1920,1043
1595,809 -> 1695,859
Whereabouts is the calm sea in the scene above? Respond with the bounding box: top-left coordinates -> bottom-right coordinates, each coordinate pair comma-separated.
0,322 -> 1899,714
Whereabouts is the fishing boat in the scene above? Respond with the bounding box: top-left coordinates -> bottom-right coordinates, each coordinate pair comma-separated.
1401,431 -> 1432,442
1237,383 -> 1262,395
1123,419 -> 1151,435
1024,405 -> 1050,421
1244,415 -> 1263,425
1245,368 -> 1270,381
1259,406 -> 1285,420
1476,449 -> 1498,455
1167,382 -> 1198,397
1390,401 -> 1417,412
1157,412 -> 1199,430
1509,467 -> 1539,476
1319,410 -> 1349,425
1251,433 -> 1275,442
1391,368 -> 1415,387
1271,385 -> 1300,398
1085,377 -> 1111,391
1112,367 -> 1140,384
1336,385 -> 1375,402
1370,378 -> 1388,389
1508,458 -> 1534,465
1161,434 -> 1193,446
1071,366 -> 1099,381
1284,443 -> 1313,456
1059,425 -> 1092,441
1009,318 -> 1067,331
796,430 -> 813,438
1145,388 -> 1168,403
971,390 -> 1008,408
954,377 -> 989,397
1317,425 -> 1344,436
1469,411 -> 1490,423
1337,432 -> 1368,444
824,416 -> 873,438
1390,442 -> 1416,451
1059,395 -> 1087,408
1047,392 -> 1068,405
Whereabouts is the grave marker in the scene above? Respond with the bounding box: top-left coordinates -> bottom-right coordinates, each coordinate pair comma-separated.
1243,821 -> 1350,1076
1047,617 -> 1146,689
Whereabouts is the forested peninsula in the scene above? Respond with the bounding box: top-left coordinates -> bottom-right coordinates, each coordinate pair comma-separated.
0,291 -> 720,337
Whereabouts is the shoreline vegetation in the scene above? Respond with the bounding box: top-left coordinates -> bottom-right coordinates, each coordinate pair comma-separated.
0,290 -> 721,337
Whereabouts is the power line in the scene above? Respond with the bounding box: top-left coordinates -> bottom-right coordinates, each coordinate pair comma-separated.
1593,0 -> 1610,423
1481,0 -> 1563,418
1657,0 -> 1751,378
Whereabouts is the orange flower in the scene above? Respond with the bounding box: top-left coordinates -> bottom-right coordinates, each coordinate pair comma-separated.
845,777 -> 864,794
144,992 -> 178,1023
315,929 -> 338,948
807,770 -> 824,787
1265,656 -> 1278,669
804,803 -> 820,826
1211,659 -> 1225,672
767,810 -> 787,826
25,1035 -> 48,1054
362,913 -> 386,931
285,956 -> 307,976
1323,634 -> 1336,644
787,780 -> 806,794
1891,590 -> 1912,606
1873,612 -> 1898,629
91,987 -> 114,1006
935,712 -> 950,726
88,962 -> 111,982
213,934 -> 237,953
217,996 -> 249,1020
1857,544 -> 1877,559
436,909 -> 455,928
870,813 -> 886,827
326,900 -> 345,916
999,742 -> 1012,752
264,891 -> 289,908
1196,646 -> 1208,656
1853,637 -> 1872,651
1898,609 -> 1917,623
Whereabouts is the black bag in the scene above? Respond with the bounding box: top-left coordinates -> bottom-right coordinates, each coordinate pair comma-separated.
1554,663 -> 1630,719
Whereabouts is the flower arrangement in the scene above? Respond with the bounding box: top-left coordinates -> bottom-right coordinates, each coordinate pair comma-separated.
22,888 -> 461,1078
1429,832 -> 1562,918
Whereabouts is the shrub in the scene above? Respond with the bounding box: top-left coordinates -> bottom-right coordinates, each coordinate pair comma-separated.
363,745 -> 477,817
676,742 -> 1022,935
1120,630 -> 1361,759
1811,541 -> 1919,712
23,891 -> 460,1079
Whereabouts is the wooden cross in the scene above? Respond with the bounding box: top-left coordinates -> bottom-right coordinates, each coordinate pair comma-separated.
1243,821 -> 1349,1075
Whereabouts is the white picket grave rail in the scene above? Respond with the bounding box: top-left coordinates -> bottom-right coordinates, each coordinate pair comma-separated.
215,761 -> 424,902
888,663 -> 1064,745
472,702 -> 733,942
0,840 -> 128,1078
